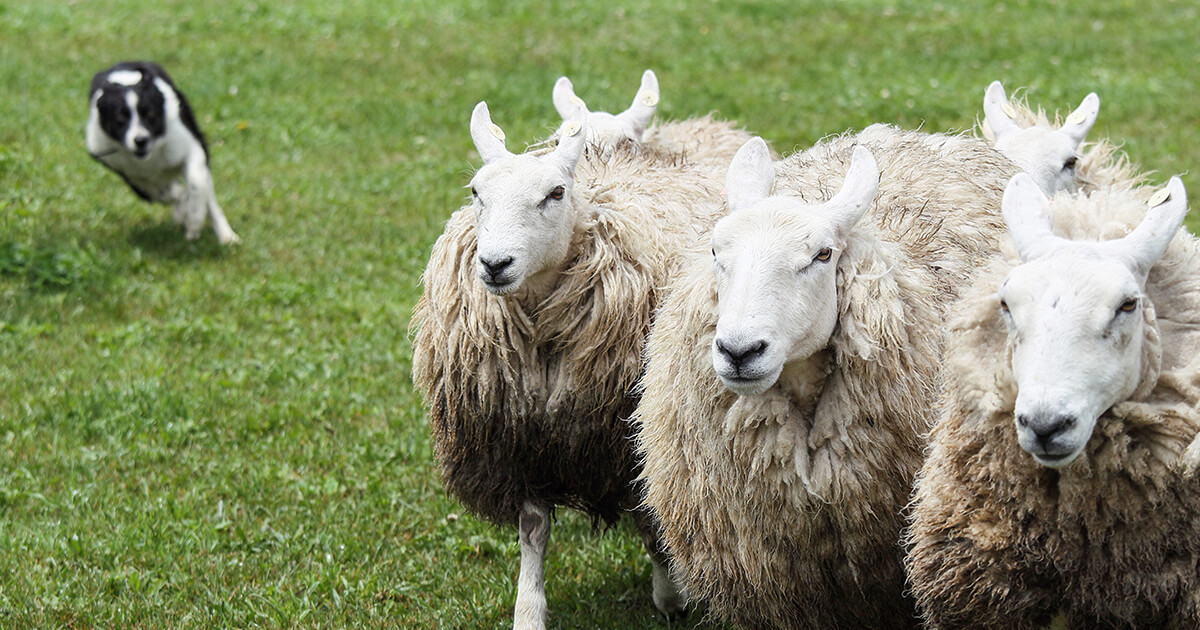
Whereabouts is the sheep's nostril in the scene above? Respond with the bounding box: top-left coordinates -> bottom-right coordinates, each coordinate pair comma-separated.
480,256 -> 514,280
1028,414 -> 1076,442
716,339 -> 769,368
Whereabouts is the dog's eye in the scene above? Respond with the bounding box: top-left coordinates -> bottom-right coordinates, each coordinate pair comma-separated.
548,186 -> 564,201
813,248 -> 832,262
1118,297 -> 1138,313
1063,156 -> 1078,171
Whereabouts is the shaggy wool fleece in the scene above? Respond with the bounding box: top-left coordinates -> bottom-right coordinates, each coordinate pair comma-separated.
411,137 -> 741,528
978,93 -> 1145,193
644,115 -> 760,173
907,187 -> 1200,629
635,126 -> 1019,629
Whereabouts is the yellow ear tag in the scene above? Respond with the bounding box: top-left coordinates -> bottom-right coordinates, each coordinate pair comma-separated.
641,91 -> 659,107
1066,110 -> 1088,126
1149,188 -> 1171,207
489,124 -> 506,141
569,95 -> 585,107
1001,102 -> 1017,118
562,121 -> 581,137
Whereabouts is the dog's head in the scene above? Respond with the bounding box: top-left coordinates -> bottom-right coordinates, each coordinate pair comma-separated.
91,68 -> 168,159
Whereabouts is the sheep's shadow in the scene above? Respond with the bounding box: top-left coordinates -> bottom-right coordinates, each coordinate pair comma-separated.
127,221 -> 231,261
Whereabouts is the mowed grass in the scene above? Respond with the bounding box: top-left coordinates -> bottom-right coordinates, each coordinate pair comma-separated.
0,0 -> 1197,627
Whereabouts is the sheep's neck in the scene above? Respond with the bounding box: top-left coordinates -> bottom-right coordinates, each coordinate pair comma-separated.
775,350 -> 834,415
510,200 -> 592,313
512,268 -> 563,307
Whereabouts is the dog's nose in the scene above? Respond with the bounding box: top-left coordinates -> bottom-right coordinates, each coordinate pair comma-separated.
715,339 -> 768,369
133,136 -> 149,150
479,256 -> 513,281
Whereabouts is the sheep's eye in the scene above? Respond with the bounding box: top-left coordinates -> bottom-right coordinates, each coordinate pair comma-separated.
999,298 -> 1010,313
471,187 -> 478,198
813,248 -> 832,262
548,185 -> 565,201
1063,156 -> 1078,171
1118,297 -> 1138,313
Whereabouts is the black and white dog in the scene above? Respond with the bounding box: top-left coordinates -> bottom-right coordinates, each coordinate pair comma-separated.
87,61 -> 239,244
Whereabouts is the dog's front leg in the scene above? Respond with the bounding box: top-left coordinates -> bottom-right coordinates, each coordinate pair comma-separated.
182,151 -> 238,244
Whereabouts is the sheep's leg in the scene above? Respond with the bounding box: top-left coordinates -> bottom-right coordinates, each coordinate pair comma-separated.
513,501 -> 550,630
633,508 -> 687,619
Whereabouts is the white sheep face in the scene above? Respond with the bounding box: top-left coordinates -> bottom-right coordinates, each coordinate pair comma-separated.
997,174 -> 1188,467
983,81 -> 1099,196
552,70 -> 658,146
468,101 -> 586,296
710,139 -> 879,396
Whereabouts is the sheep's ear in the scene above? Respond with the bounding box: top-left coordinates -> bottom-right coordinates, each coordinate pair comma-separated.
983,81 -> 1020,140
1060,92 -> 1099,147
1108,176 -> 1188,280
725,137 -> 774,213
823,145 -> 879,236
617,69 -> 659,139
552,77 -> 585,121
551,106 -> 587,176
470,102 -> 512,164
1002,173 -> 1063,261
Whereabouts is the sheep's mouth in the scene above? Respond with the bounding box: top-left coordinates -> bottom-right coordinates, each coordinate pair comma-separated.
1028,448 -> 1082,468
718,373 -> 774,397
481,277 -> 518,295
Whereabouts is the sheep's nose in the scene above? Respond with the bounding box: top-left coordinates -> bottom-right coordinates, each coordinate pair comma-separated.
1017,413 -> 1076,445
479,256 -> 513,280
715,339 -> 768,368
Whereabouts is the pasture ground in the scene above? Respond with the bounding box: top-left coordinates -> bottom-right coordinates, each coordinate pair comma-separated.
1,1 -> 1197,627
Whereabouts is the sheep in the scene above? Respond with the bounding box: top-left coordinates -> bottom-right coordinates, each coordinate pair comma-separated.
634,127 -> 1020,629
552,69 -> 659,147
410,101 -> 747,629
551,69 -> 754,175
906,173 -> 1200,630
981,80 -> 1143,195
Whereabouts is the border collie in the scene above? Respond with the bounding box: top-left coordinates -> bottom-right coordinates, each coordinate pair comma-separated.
86,61 -> 239,244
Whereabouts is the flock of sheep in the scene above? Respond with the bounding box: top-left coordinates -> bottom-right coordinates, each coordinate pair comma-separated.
410,70 -> 1200,629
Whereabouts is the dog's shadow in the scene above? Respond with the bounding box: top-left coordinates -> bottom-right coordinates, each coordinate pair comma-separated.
127,221 -> 232,261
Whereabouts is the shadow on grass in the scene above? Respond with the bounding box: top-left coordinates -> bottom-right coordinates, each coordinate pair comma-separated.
127,220 -> 231,261
0,237 -> 104,293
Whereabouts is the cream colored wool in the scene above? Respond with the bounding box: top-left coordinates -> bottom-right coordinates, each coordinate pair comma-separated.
907,187 -> 1200,629
411,135 -> 745,529
979,92 -> 1145,193
635,126 -> 1019,629
644,115 -> 761,173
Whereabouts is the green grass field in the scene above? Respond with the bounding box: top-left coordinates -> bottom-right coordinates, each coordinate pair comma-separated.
1,0 -> 1197,627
